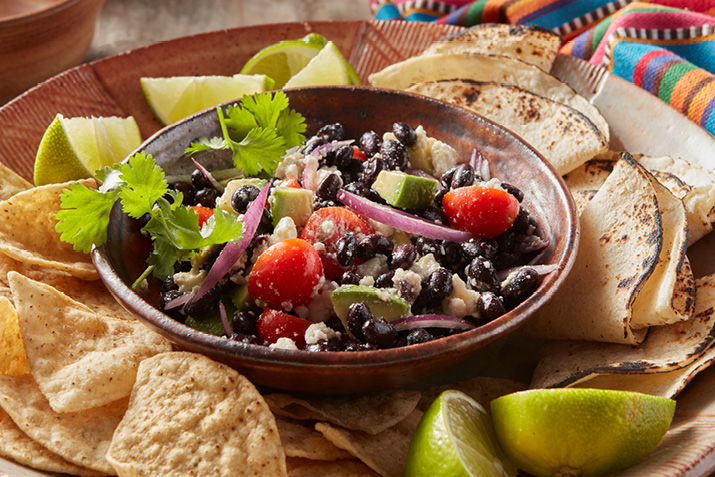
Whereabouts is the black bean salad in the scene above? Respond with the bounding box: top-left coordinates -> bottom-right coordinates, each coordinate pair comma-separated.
159,121 -> 553,351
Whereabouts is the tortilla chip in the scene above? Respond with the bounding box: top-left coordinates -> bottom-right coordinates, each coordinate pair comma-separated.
0,286 -> 10,300
531,274 -> 715,390
422,23 -> 562,72
45,275 -> 136,320
0,297 -> 30,376
277,415 -> 353,461
0,160 -> 32,201
265,390 -> 421,435
107,352 -> 287,476
315,409 -> 423,477
286,457 -> 381,476
0,407 -> 103,476
0,180 -> 97,280
525,154 -> 660,344
0,251 -> 71,286
368,53 -> 609,141
417,376 -> 527,412
9,271 -> 172,413
407,80 -> 607,175
0,374 -> 127,474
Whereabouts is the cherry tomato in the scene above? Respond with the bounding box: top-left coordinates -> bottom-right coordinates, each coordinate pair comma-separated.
187,205 -> 214,228
300,207 -> 375,280
248,238 -> 323,309
277,177 -> 301,189
442,185 -> 519,238
257,308 -> 312,348
352,146 -> 366,162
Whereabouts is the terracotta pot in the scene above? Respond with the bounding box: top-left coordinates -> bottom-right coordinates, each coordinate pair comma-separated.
0,0 -> 105,104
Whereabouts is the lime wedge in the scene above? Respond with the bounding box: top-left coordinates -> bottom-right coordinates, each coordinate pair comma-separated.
240,33 -> 328,88
33,114 -> 141,186
283,41 -> 350,88
405,390 -> 516,477
141,74 -> 274,125
490,388 -> 676,477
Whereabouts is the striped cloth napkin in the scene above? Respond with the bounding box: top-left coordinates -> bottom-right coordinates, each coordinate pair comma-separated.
370,0 -> 715,137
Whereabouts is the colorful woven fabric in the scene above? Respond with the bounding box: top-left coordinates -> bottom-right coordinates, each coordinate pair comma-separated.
370,0 -> 715,137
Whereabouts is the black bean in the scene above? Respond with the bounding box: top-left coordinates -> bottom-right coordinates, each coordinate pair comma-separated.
396,280 -> 417,303
332,144 -> 354,169
359,130 -> 382,158
425,268 -> 453,302
496,229 -> 517,252
501,182 -> 524,202
440,167 -> 457,190
183,286 -> 221,317
170,181 -> 195,205
324,315 -> 347,333
450,164 -> 475,189
161,276 -> 179,293
229,333 -> 262,345
344,342 -> 377,352
391,243 -> 417,270
421,206 -> 446,224
375,270 -> 396,288
494,252 -> 519,271
316,122 -> 346,142
380,139 -> 409,171
195,188 -> 218,208
477,292 -> 506,321
415,236 -> 439,256
336,232 -> 358,267
347,302 -> 372,339
393,122 -> 417,146
304,136 -> 326,155
231,311 -> 257,335
316,173 -> 342,202
433,188 -> 448,207
362,157 -> 385,185
405,328 -> 433,345
190,168 -> 212,190
362,318 -> 396,348
461,238 -> 498,261
439,241 -> 462,268
357,234 -> 394,261
502,268 -> 539,307
511,207 -> 530,234
341,158 -> 364,185
160,289 -> 182,310
231,185 -> 260,213
467,257 -> 500,293
340,271 -> 362,285
343,180 -> 368,197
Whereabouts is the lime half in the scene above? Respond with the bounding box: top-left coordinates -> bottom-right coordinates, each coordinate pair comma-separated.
405,390 -> 516,477
141,74 -> 273,125
490,388 -> 676,477
284,41 -> 351,88
33,114 -> 141,186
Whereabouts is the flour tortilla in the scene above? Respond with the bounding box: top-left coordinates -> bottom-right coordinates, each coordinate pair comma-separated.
368,52 -> 609,141
276,415 -> 353,461
531,274 -> 715,394
407,80 -> 607,175
9,271 -> 172,413
525,154 -> 661,344
422,23 -> 562,72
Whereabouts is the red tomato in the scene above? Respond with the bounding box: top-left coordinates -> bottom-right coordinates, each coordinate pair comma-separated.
352,146 -> 366,162
257,308 -> 312,348
248,238 -> 323,309
187,205 -> 214,228
300,207 -> 375,280
277,177 -> 301,189
442,186 -> 519,238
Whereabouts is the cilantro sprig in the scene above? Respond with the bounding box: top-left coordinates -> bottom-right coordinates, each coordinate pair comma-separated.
186,91 -> 306,177
54,152 -> 244,281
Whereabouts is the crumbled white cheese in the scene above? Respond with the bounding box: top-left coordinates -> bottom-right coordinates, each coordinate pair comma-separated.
500,270 -> 520,289
442,275 -> 480,318
375,287 -> 394,302
294,277 -> 334,322
412,253 -> 440,280
269,216 -> 298,246
369,219 -> 394,238
319,220 -> 335,236
304,322 -> 341,345
392,268 -> 423,296
359,276 -> 375,287
429,138 -> 461,178
313,242 -> 326,253
357,256 -> 389,278
275,148 -> 305,180
173,268 -> 207,294
269,337 -> 299,350
481,177 -> 504,190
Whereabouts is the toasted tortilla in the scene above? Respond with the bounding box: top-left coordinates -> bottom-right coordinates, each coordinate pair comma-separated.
368,52 -> 609,141
525,154 -> 661,344
407,80 -> 607,175
531,274 -> 715,394
421,23 -> 562,72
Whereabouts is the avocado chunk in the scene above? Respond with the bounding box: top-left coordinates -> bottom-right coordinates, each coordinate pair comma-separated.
230,283 -> 251,312
372,170 -> 438,210
217,177 -> 268,213
270,186 -> 313,227
331,285 -> 410,329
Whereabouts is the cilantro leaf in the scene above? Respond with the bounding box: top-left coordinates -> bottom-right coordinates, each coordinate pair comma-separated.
277,107 -> 307,149
232,127 -> 286,177
117,152 -> 168,219
186,136 -> 228,155
54,184 -> 119,254
223,103 -> 259,139
240,91 -> 287,129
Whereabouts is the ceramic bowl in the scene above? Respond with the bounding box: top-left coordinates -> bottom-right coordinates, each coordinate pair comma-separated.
0,0 -> 105,104
92,86 -> 578,394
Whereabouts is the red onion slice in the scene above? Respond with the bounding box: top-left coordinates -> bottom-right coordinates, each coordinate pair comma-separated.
496,264 -> 560,282
517,235 -> 549,253
469,148 -> 490,181
336,189 -> 472,242
308,139 -> 354,161
190,182 -> 270,303
191,159 -> 225,194
301,157 -> 318,191
164,290 -> 195,310
391,314 -> 476,332
219,301 -> 233,337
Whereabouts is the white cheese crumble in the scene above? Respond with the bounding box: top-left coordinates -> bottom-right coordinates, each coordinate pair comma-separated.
359,276 -> 375,287
443,275 -> 480,318
411,253 -> 441,280
392,268 -> 423,296
369,219 -> 394,238
357,256 -> 389,278
294,278 -> 335,323
429,138 -> 461,178
275,148 -> 305,180
269,337 -> 298,350
173,268 -> 207,294
269,216 -> 298,246
304,322 -> 341,345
